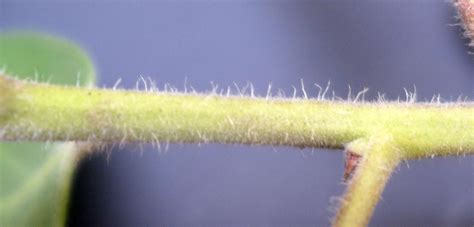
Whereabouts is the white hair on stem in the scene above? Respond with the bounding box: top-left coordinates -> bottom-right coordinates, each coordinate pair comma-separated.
301,79 -> 308,99
266,82 -> 273,101
314,83 -> 323,100
93,76 -> 474,106
292,85 -> 297,99
321,81 -> 331,100
353,87 -> 369,103
112,78 -> 122,91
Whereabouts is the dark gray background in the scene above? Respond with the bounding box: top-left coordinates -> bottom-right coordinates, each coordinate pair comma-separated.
1,0 -> 473,226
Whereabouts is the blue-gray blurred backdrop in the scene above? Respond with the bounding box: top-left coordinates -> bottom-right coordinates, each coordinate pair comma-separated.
1,0 -> 473,226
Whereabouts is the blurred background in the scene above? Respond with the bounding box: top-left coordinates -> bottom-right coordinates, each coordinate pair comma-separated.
1,0 -> 473,226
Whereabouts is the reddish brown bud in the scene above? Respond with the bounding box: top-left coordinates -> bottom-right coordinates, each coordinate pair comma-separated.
344,150 -> 362,182
456,0 -> 474,46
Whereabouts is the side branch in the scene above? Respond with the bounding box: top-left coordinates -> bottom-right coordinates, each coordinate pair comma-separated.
333,135 -> 401,227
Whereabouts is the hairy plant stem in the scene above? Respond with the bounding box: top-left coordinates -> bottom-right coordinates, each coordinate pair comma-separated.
1,74 -> 474,226
1,74 -> 473,158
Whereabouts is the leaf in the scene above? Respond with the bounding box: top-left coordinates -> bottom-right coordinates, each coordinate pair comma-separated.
0,31 -> 96,227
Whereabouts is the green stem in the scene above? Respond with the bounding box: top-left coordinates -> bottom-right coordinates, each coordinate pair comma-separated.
1,74 -> 473,159
333,134 -> 400,227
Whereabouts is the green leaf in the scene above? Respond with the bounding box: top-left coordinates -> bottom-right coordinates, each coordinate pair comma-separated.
0,31 -> 96,227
